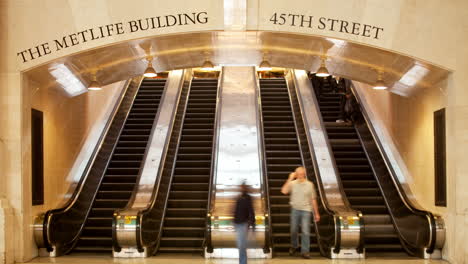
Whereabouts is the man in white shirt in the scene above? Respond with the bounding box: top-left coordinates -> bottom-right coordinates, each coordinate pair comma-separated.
281,166 -> 320,259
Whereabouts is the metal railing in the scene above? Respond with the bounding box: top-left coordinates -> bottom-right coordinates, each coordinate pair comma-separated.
204,69 -> 224,253
284,73 -> 338,258
292,71 -> 363,256
112,71 -> 186,256
133,71 -> 193,254
253,71 -> 273,254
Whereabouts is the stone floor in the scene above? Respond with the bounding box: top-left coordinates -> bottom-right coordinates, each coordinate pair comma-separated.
24,254 -> 449,264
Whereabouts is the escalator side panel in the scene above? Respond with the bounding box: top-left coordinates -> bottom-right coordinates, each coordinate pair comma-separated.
311,76 -> 407,255
157,78 -> 219,254
72,78 -> 167,253
41,78 -> 142,256
354,107 -> 432,256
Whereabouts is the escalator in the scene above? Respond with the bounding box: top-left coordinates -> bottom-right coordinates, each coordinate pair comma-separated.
258,78 -> 319,255
158,78 -> 218,254
73,78 -> 166,253
312,77 -> 406,255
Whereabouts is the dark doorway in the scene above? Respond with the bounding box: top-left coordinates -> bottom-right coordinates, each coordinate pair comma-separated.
31,108 -> 44,206
434,108 -> 446,207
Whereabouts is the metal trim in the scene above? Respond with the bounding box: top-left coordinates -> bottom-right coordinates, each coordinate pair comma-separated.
289,70 -> 363,253
205,68 -> 224,253
113,72 -> 184,254
283,72 -> 330,257
253,70 -> 273,254
138,69 -> 193,254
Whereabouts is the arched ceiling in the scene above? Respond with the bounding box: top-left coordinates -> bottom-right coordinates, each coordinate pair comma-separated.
25,31 -> 450,97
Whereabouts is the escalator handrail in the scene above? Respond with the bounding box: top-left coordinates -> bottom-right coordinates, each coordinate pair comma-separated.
204,71 -> 224,252
302,74 -> 360,214
112,77 -> 172,252
40,77 -> 143,253
136,72 -> 193,253
254,72 -> 273,253
115,77 -> 170,211
350,82 -> 443,253
295,72 -> 363,252
283,75 -> 334,257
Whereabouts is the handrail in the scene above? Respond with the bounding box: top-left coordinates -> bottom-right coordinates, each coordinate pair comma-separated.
135,70 -> 193,254
204,69 -> 224,253
113,72 -> 183,255
116,76 -> 171,210
293,71 -> 363,254
34,77 -> 143,255
253,70 -> 273,253
350,82 -> 445,256
284,73 -> 336,258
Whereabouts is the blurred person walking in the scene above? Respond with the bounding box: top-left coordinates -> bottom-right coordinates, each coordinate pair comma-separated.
233,182 -> 256,264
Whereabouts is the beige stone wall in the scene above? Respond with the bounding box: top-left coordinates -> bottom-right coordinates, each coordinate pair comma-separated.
353,71 -> 468,263
354,81 -> 447,214
16,78 -> 125,262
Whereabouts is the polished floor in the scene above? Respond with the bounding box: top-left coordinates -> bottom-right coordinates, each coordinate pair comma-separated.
25,254 -> 448,264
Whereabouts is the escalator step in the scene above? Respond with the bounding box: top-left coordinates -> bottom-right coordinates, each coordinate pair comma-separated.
164,217 -> 205,227
352,205 -> 388,214
347,196 -> 385,205
162,227 -> 205,237
158,79 -> 217,253
73,246 -> 111,252
344,188 -> 380,196
73,79 -> 167,253
86,217 -> 112,227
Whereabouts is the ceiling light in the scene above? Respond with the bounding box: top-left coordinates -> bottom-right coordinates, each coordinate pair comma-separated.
50,64 -> 87,97
398,64 -> 429,86
143,58 -> 157,78
258,60 -> 272,71
88,73 -> 101,91
88,80 -> 101,91
201,60 -> 216,71
373,70 -> 387,90
316,57 -> 330,77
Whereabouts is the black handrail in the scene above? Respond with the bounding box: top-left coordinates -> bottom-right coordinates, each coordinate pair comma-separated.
254,71 -> 273,254
40,77 -> 142,255
350,83 -> 439,257
307,74 -> 365,254
285,76 -> 338,258
204,72 -> 223,253
135,74 -> 192,254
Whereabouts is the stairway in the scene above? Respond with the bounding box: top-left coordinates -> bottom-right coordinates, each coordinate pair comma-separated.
312,79 -> 406,255
158,78 -> 218,254
259,78 -> 318,255
73,78 -> 166,253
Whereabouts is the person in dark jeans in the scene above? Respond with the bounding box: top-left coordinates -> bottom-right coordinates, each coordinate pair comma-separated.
281,167 -> 320,259
234,182 -> 256,264
337,79 -> 359,123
